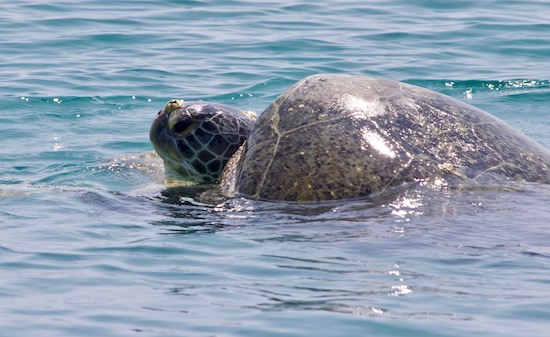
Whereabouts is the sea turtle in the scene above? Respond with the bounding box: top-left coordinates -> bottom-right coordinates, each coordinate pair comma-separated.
150,74 -> 550,202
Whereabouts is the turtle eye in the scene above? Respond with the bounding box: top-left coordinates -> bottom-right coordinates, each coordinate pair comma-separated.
172,120 -> 195,134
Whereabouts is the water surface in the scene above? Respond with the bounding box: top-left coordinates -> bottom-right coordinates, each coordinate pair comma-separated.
1,1 -> 550,336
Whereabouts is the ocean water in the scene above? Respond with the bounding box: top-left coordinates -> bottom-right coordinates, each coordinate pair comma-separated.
1,0 -> 550,336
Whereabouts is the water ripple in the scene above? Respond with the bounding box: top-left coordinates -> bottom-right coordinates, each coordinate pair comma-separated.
2,1 -> 550,336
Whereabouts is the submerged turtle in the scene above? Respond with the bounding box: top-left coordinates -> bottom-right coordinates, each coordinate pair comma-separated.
150,74 -> 550,202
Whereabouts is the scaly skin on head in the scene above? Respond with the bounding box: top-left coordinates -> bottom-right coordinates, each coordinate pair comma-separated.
150,100 -> 256,184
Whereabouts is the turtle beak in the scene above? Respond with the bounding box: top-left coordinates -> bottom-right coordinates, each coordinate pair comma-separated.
150,109 -> 172,154
149,107 -> 199,162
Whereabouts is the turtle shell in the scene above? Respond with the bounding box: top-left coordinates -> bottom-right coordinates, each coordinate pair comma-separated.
234,74 -> 550,201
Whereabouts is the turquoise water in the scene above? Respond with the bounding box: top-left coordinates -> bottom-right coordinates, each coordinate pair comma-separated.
2,0 -> 550,336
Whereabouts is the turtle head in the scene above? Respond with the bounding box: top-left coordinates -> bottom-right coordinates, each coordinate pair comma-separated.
150,100 -> 255,183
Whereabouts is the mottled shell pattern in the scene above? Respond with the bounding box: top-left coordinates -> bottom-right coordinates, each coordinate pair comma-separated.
233,74 -> 550,201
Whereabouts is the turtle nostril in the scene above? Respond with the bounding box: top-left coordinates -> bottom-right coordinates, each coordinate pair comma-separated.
172,120 -> 195,134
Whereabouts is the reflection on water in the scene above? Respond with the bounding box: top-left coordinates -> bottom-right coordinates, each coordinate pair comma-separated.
389,192 -> 425,222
